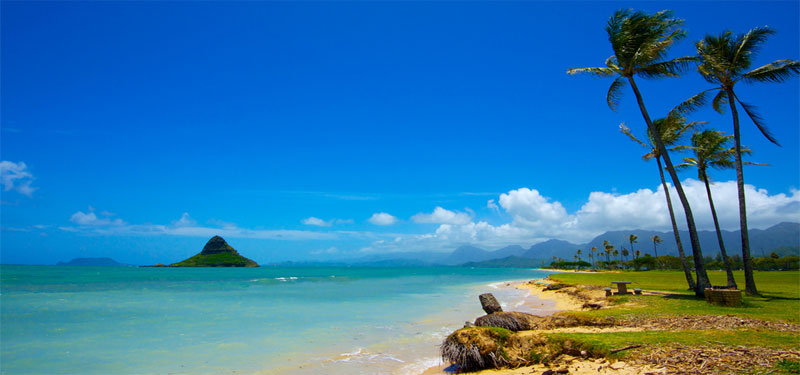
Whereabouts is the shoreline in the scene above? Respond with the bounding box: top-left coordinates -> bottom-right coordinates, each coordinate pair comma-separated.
419,276 -> 588,375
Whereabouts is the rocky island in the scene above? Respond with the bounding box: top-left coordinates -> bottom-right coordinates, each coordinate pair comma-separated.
162,236 -> 259,267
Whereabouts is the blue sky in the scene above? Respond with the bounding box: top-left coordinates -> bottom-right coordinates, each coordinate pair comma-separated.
2,1 -> 798,265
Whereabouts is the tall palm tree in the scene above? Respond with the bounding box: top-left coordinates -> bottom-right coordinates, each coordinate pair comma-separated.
568,9 -> 711,295
622,248 -> 630,262
679,130 -> 767,288
651,235 -> 663,269
621,116 -> 699,289
679,130 -> 735,287
590,246 -> 597,268
576,249 -> 583,263
588,253 -> 594,268
673,27 -> 799,295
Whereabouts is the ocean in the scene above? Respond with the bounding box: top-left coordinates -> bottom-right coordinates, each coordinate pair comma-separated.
0,265 -> 553,375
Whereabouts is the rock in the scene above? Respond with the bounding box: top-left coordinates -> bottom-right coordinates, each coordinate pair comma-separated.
463,321 -> 474,328
479,293 -> 503,314
610,361 -> 627,370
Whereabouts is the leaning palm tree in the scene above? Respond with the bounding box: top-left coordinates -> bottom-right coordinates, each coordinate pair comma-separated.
568,9 -> 711,295
672,27 -> 799,295
678,130 -> 736,287
621,116 -> 699,289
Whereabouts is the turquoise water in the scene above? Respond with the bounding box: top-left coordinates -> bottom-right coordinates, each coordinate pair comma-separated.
0,266 -> 551,375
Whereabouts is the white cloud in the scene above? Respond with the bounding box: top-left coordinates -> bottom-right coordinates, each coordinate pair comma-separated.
69,208 -> 126,227
173,212 -> 196,227
368,212 -> 397,226
487,199 -> 500,213
62,210 -> 339,240
0,161 -> 36,196
361,179 -> 800,253
411,206 -> 472,225
301,217 -> 353,226
302,217 -> 332,227
310,246 -> 339,255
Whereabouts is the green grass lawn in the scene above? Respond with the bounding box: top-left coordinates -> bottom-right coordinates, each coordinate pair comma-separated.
532,270 -> 800,373
549,270 -> 800,323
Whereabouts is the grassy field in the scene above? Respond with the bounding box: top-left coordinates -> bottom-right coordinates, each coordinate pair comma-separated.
537,270 -> 800,373
549,270 -> 800,323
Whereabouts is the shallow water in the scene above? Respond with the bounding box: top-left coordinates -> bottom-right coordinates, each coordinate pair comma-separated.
0,266 -> 552,375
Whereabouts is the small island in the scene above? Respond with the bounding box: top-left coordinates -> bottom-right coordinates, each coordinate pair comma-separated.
157,236 -> 259,267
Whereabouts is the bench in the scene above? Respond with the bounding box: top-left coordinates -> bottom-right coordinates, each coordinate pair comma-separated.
611,281 -> 632,295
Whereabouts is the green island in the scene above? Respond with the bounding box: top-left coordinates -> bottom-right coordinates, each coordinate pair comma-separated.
164,236 -> 258,267
441,270 -> 800,375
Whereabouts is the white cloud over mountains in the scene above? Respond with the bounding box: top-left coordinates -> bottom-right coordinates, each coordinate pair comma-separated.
0,161 -> 36,196
361,179 -> 800,253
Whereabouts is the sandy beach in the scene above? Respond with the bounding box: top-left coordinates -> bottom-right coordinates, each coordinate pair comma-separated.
419,277 -> 658,375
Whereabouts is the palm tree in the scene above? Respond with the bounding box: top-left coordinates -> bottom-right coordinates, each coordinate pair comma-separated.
621,116 -> 699,289
568,9 -> 711,295
635,250 -> 641,259
603,241 -> 614,268
590,246 -> 598,268
678,130 -> 741,287
588,253 -> 594,268
576,249 -> 583,263
622,248 -> 630,262
651,235 -> 663,269
673,28 -> 799,295
628,234 -> 638,258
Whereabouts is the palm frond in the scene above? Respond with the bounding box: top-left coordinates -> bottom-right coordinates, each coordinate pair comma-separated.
669,89 -> 716,117
711,89 -> 728,114
607,77 -> 627,111
619,123 -> 647,147
732,27 -> 776,70
566,67 -> 617,77
636,56 -> 696,79
740,59 -> 800,84
735,95 -> 781,146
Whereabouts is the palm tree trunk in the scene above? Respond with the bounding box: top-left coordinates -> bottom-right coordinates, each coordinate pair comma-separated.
656,156 -> 696,289
726,88 -> 758,296
702,173 -> 737,288
627,76 -> 711,296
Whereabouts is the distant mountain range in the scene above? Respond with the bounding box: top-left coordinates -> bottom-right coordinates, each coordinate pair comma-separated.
56,257 -> 126,266
294,222 -> 799,268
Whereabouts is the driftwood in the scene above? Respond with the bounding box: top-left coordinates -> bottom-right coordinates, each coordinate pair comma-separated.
609,344 -> 642,354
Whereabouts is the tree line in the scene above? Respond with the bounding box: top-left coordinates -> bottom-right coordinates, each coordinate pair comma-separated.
566,9 -> 799,296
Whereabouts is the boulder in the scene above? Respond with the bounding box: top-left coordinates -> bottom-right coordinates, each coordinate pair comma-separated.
479,293 -> 503,314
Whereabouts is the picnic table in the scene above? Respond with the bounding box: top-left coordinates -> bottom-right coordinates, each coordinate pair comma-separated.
611,281 -> 632,295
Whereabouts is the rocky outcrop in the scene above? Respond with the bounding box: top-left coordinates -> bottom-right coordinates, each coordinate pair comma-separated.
479,293 -> 503,314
